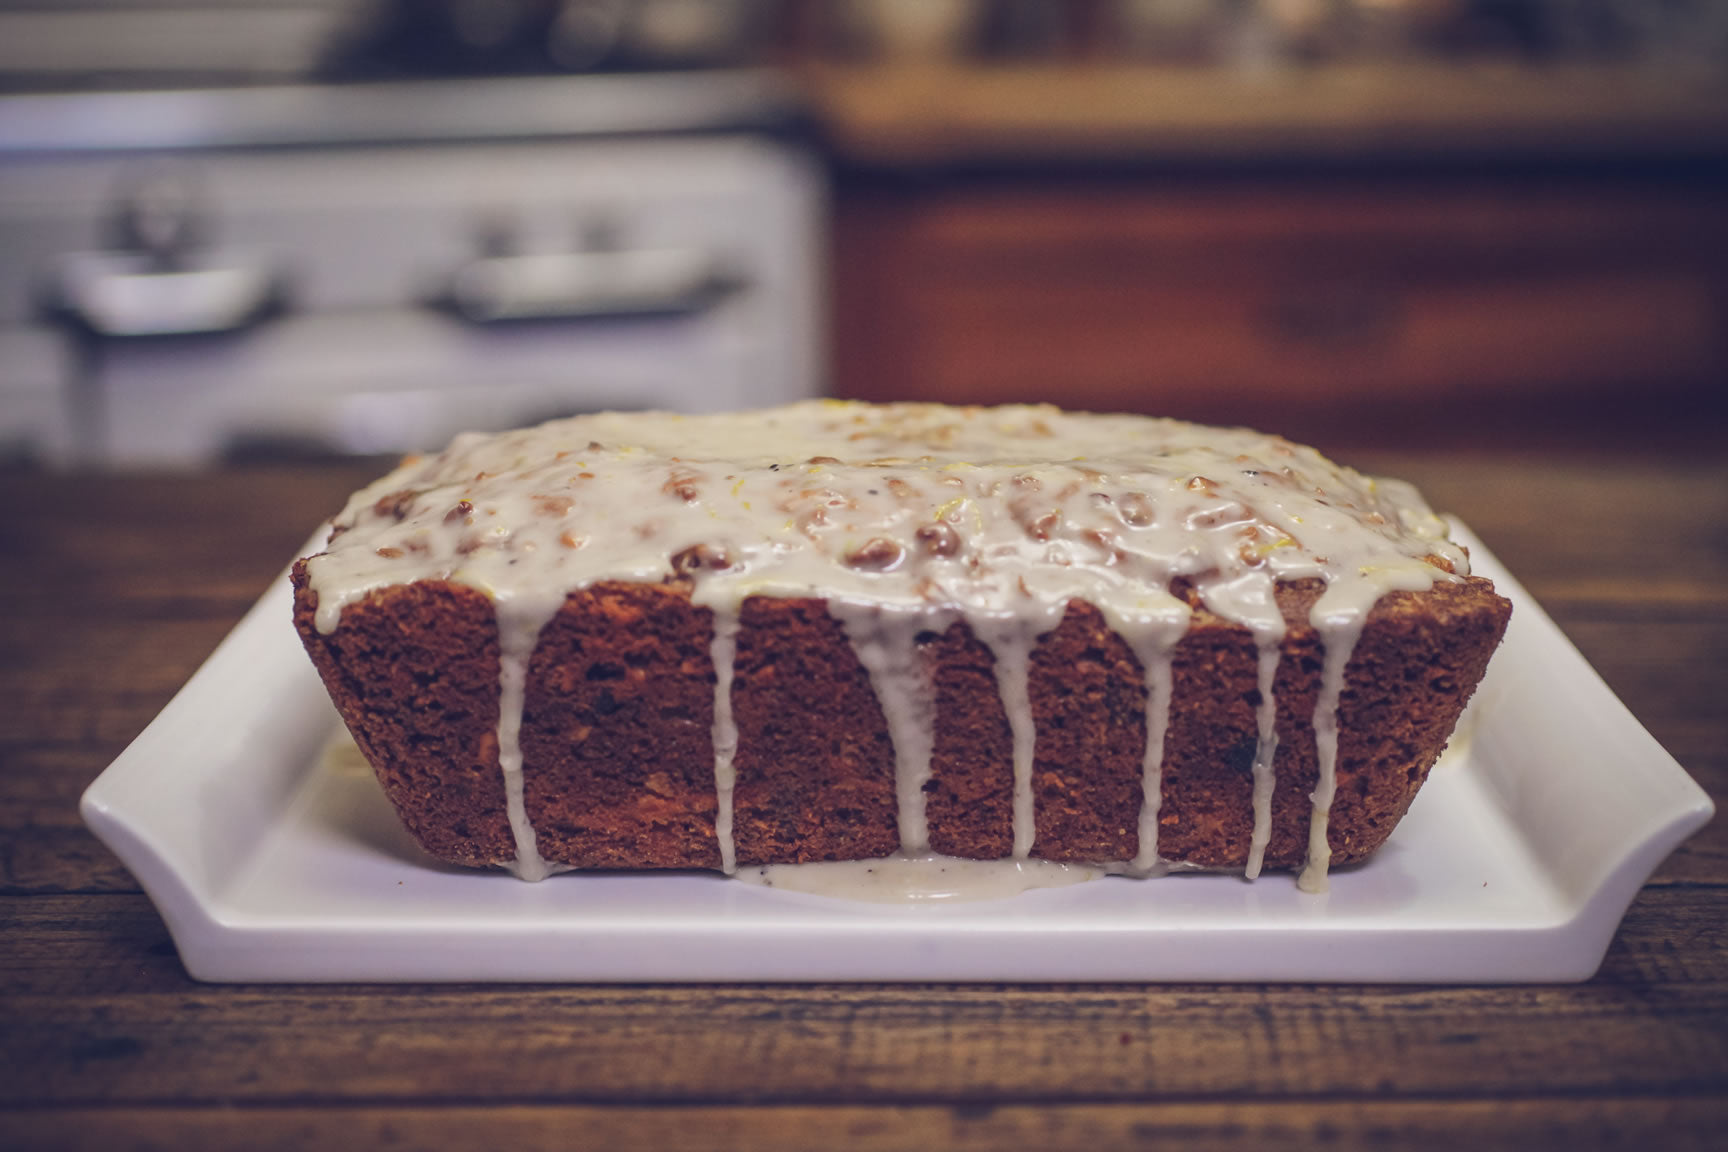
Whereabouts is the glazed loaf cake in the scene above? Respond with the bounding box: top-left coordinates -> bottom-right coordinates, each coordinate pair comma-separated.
293,401 -> 1510,891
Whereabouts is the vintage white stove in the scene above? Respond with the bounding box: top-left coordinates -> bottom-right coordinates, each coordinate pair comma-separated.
0,71 -> 822,467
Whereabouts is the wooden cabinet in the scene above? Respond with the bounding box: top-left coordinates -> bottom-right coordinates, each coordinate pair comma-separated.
832,175 -> 1728,446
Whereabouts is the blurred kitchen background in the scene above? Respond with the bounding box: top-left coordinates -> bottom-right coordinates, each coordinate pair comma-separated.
0,0 -> 1723,468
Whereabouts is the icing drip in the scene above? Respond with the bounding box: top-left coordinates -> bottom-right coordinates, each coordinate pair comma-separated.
1111,606 -> 1186,873
1299,621 -> 1359,894
1194,563 -> 1288,881
708,602 -> 741,874
496,607 -> 555,882
303,400 -> 1470,886
830,602 -> 955,854
1133,647 -> 1173,873
1242,636 -> 1283,881
969,616 -> 1048,860
1298,558 -> 1445,891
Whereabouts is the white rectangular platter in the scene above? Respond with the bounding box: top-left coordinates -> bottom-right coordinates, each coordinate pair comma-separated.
82,526 -> 1714,983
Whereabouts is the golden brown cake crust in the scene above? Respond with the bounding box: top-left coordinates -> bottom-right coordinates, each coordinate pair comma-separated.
292,565 -> 1510,872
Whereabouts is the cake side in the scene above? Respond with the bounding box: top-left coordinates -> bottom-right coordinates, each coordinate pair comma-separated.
292,569 -> 512,867
292,568 -> 1510,872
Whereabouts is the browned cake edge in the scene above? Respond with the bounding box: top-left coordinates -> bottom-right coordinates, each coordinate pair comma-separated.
291,562 -> 1511,873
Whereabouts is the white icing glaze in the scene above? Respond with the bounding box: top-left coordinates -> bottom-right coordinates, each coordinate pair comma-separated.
830,601 -> 956,856
968,615 -> 1049,859
1108,603 -> 1186,873
495,610 -> 558,882
1298,623 -> 1354,895
304,400 -> 1467,890
708,604 -> 741,874
1243,635 -> 1283,881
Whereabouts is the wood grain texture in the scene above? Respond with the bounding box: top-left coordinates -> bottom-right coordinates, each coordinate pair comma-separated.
11,1098 -> 1728,1152
830,177 -> 1728,452
0,456 -> 1722,1150
806,61 -> 1728,166
0,887 -> 1722,1106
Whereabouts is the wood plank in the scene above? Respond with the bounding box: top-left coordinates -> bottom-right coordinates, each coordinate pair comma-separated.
0,618 -> 237,746
1,890 -> 1723,1107
1,829 -> 136,895
0,466 -> 373,622
9,1097 -> 1728,1152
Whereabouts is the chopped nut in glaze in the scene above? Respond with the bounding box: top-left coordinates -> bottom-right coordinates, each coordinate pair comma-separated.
915,522 -> 962,558
846,537 -> 906,571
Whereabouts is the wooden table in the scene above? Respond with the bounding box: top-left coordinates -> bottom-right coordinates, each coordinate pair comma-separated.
4,451 -> 1725,1151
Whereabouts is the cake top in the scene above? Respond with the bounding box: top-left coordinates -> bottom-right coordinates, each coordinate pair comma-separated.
304,400 -> 1466,641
